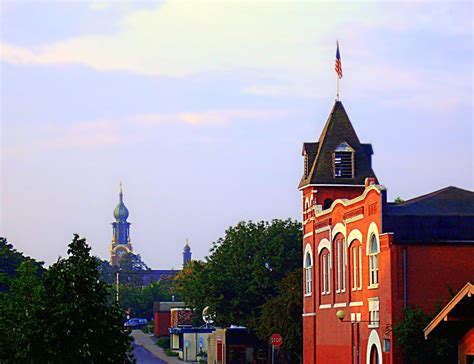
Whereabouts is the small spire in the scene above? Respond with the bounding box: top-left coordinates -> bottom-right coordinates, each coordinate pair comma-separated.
119,181 -> 123,202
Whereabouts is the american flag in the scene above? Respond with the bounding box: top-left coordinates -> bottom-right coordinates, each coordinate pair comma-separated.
335,41 -> 342,79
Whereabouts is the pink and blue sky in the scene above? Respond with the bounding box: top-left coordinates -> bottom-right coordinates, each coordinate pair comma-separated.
1,1 -> 472,268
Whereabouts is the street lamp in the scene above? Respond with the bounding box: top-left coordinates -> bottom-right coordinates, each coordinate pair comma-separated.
335,310 -> 379,364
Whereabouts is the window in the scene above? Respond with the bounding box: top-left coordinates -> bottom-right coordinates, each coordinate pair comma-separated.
335,238 -> 346,292
333,142 -> 354,179
323,198 -> 333,210
369,345 -> 380,364
383,339 -> 390,353
305,253 -> 312,295
369,235 -> 379,286
368,298 -> 379,328
321,251 -> 331,295
351,244 -> 362,290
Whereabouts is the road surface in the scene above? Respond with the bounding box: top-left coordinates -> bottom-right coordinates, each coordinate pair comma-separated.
132,342 -> 167,364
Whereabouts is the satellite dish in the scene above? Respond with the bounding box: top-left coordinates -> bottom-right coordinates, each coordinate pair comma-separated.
202,306 -> 215,325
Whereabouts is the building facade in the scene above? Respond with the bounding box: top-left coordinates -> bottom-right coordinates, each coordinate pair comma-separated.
300,101 -> 474,363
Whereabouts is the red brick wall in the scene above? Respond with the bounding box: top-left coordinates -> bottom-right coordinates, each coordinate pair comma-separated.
303,186 -> 386,364
154,311 -> 171,336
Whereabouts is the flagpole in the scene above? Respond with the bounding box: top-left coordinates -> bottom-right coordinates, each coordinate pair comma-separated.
337,74 -> 339,101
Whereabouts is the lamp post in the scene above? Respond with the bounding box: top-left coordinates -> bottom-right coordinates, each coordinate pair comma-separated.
336,310 -> 380,364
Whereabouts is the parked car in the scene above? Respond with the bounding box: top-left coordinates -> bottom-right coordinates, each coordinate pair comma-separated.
124,318 -> 148,329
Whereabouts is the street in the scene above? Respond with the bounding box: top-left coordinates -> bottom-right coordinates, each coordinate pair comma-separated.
132,342 -> 167,364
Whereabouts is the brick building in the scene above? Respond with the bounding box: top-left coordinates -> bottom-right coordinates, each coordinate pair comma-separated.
299,101 -> 474,363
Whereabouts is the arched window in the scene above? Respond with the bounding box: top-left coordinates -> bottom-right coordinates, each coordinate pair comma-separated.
334,237 -> 346,292
369,345 -> 380,364
304,253 -> 312,295
369,234 -> 379,286
350,241 -> 362,290
320,250 -> 331,295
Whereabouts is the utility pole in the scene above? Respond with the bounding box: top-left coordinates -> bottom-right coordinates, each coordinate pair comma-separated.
116,271 -> 119,303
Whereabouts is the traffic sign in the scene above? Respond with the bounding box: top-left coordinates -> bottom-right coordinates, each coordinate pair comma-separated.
270,333 -> 283,349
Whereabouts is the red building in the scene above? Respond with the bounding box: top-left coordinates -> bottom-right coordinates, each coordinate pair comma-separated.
299,101 -> 474,364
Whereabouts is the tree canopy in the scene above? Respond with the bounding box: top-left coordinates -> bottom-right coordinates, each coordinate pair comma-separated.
175,219 -> 302,360
0,237 -> 44,292
393,305 -> 456,363
0,235 -> 132,363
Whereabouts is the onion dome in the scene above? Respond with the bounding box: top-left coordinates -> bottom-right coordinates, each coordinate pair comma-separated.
184,239 -> 191,252
114,182 -> 129,221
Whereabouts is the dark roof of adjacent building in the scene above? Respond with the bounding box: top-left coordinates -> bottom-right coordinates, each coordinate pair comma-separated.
299,101 -> 376,189
384,186 -> 474,243
386,186 -> 474,216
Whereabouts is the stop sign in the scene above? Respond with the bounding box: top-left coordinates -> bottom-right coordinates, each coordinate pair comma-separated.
271,333 -> 283,349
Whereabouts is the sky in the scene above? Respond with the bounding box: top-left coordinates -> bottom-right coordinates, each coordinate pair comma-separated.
1,1 -> 472,269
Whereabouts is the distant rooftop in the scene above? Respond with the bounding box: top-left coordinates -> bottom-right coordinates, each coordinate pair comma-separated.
384,186 -> 474,243
387,186 -> 474,216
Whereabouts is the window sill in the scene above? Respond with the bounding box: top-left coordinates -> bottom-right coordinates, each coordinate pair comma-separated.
368,324 -> 379,329
304,293 -> 312,297
368,284 -> 379,290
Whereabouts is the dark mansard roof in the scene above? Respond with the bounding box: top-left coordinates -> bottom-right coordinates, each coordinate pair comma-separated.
299,101 -> 376,189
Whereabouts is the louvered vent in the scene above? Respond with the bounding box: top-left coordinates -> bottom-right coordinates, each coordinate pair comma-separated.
333,142 -> 354,178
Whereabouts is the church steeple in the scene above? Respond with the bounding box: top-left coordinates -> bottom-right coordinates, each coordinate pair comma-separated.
110,182 -> 133,266
299,101 -> 377,211
183,239 -> 192,267
299,101 -> 376,189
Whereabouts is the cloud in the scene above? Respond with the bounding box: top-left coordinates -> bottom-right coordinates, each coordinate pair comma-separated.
0,2 -> 380,77
1,1 -> 470,112
3,108 -> 289,155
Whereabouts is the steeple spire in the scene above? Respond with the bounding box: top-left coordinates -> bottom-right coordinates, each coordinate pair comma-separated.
183,239 -> 192,267
110,182 -> 133,266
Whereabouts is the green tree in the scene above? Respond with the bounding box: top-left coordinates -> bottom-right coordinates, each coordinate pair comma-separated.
394,196 -> 405,203
257,269 -> 302,363
0,237 -> 44,292
119,279 -> 175,319
175,219 -> 302,358
0,260 -> 45,362
393,305 -> 456,364
96,258 -> 115,285
40,235 -> 132,362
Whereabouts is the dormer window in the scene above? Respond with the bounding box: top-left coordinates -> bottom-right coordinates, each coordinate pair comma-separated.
333,142 -> 354,179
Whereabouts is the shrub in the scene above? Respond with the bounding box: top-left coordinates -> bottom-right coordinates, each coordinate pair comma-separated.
165,348 -> 179,357
156,336 -> 170,349
141,322 -> 154,334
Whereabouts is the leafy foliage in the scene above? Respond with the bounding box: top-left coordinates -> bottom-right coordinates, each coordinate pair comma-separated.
175,219 -> 302,358
0,235 -> 132,363
257,269 -> 302,363
394,196 -> 405,203
119,279 -> 175,319
0,237 -> 44,292
0,260 -> 45,362
393,305 -> 456,364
